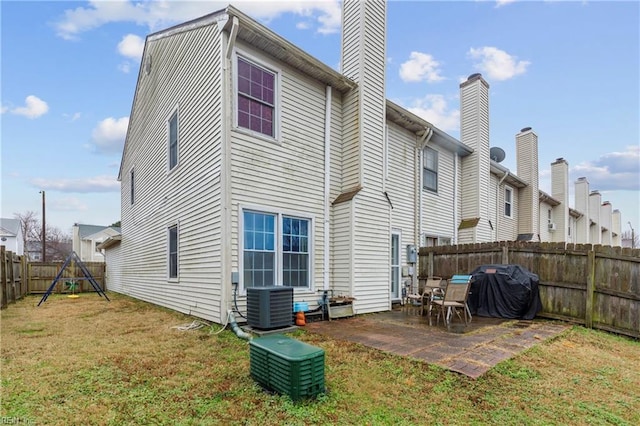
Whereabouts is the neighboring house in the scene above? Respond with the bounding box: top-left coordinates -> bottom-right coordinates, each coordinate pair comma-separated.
25,241 -> 42,262
72,224 -> 121,262
111,2 -> 624,324
0,218 -> 24,255
97,236 -> 123,293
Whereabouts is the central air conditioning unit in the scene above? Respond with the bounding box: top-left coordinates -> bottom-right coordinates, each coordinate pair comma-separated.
247,287 -> 293,330
548,223 -> 557,231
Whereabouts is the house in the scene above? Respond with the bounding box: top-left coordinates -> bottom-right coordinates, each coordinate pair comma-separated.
72,224 -> 121,262
112,1 -> 623,324
0,218 -> 24,255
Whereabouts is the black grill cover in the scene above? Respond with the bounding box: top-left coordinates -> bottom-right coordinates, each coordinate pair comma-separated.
468,264 -> 542,320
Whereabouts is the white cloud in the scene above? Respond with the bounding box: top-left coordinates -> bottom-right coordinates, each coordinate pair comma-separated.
118,33 -> 145,60
55,0 -> 342,39
406,94 -> 460,133
63,112 -> 82,122
571,146 -> 640,191
399,52 -> 445,83
496,0 -> 516,8
9,95 -> 49,119
468,46 -> 530,81
30,175 -> 119,193
91,117 -> 129,154
118,62 -> 131,73
50,196 -> 89,212
0,105 -> 8,114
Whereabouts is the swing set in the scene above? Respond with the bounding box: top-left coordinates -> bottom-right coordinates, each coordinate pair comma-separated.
37,251 -> 110,306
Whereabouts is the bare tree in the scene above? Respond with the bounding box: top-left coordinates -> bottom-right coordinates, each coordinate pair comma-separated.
14,211 -> 72,261
14,211 -> 39,257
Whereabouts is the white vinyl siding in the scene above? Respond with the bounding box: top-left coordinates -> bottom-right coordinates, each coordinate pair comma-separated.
422,144 -> 456,238
119,23 -> 224,322
230,42 -> 327,302
103,243 -> 123,293
386,122 -> 416,261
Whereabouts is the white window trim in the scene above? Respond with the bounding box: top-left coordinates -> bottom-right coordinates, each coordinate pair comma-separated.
167,222 -> 179,282
504,186 -> 514,218
422,233 -> 452,247
232,49 -> 282,144
167,106 -> 180,173
239,204 -> 314,294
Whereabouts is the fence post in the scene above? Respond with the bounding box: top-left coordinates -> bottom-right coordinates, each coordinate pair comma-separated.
428,251 -> 434,277
1,246 -> 7,309
585,248 -> 596,329
502,243 -> 509,264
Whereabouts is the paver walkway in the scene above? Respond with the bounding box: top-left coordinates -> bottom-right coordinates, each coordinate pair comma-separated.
305,308 -> 570,379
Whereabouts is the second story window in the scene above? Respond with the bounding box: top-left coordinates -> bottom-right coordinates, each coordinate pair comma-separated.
169,111 -> 179,170
505,187 -> 513,218
236,56 -> 276,138
423,147 -> 438,192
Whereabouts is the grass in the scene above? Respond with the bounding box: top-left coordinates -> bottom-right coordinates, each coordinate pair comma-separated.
1,293 -> 639,425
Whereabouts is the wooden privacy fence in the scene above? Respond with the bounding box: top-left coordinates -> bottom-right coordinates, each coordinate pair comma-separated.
28,260 -> 106,295
419,241 -> 640,339
1,247 -> 28,309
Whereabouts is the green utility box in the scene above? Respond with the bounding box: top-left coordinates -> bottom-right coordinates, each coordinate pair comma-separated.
249,334 -> 325,401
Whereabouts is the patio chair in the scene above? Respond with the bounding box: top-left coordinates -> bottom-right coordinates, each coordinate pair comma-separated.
430,275 -> 473,327
405,277 -> 442,315
419,277 -> 444,317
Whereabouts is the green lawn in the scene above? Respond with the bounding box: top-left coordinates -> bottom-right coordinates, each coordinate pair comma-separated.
2,293 -> 638,425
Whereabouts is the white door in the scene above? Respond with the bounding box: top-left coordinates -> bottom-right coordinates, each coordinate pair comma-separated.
391,231 -> 401,301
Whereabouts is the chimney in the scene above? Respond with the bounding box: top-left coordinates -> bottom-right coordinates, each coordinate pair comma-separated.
516,127 -> 539,238
574,177 -> 590,243
338,0 -> 389,305
600,201 -> 612,246
341,0 -> 386,190
611,209 -> 622,246
550,158 -> 569,242
459,73 -> 491,242
589,190 -> 602,244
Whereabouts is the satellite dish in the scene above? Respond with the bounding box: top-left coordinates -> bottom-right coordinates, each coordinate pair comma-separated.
490,147 -> 506,163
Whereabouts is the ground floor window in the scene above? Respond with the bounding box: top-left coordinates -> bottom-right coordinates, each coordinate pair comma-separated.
168,224 -> 178,279
242,209 -> 311,290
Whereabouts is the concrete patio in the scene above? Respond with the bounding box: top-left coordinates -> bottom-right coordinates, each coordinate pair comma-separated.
304,306 -> 571,379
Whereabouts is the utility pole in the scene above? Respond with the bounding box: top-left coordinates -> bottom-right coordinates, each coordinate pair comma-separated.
629,222 -> 636,249
40,190 -> 46,262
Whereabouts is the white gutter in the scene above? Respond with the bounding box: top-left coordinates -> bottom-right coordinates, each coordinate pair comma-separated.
323,85 -> 332,291
219,16 -> 238,321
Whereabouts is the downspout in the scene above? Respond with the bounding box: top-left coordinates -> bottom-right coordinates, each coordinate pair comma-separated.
416,128 -> 433,289
453,153 -> 459,244
417,128 -> 433,246
219,16 -> 238,320
496,171 -> 509,242
323,85 -> 332,291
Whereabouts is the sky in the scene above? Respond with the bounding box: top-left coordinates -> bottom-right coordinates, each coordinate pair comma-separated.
1,0 -> 639,240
